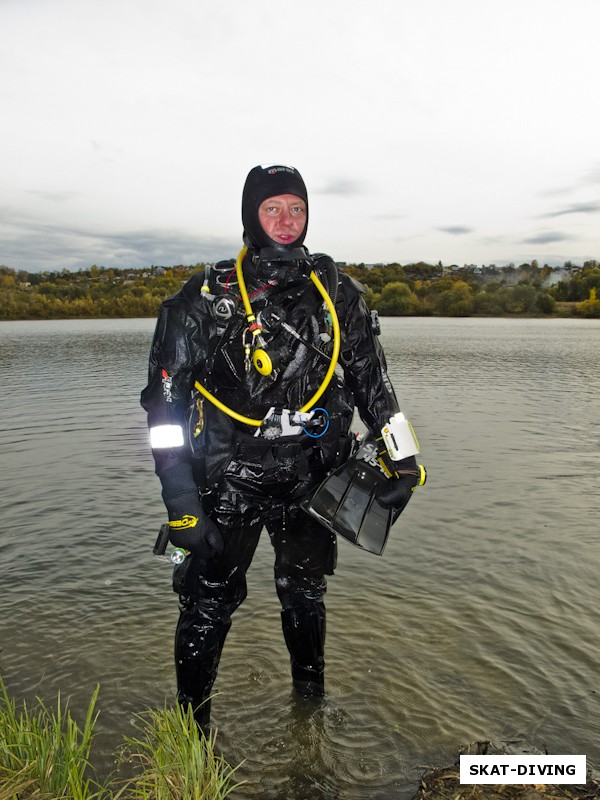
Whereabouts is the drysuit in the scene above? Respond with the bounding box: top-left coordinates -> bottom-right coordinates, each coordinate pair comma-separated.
141,163 -> 416,727
140,249 -> 401,721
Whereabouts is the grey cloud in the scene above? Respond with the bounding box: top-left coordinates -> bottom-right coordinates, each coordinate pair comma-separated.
28,190 -> 80,203
479,235 -> 509,246
436,225 -> 474,235
538,185 -> 572,198
90,139 -> 125,157
540,164 -> 600,197
373,213 -> 405,221
102,230 -> 238,265
542,201 -> 600,218
0,211 -> 237,271
392,232 -> 424,244
521,232 -> 569,245
583,165 -> 600,185
315,179 -> 365,196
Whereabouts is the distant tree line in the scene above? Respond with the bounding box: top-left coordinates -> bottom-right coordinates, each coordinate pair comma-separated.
1,260 -> 600,320
0,264 -> 186,320
344,260 -> 600,319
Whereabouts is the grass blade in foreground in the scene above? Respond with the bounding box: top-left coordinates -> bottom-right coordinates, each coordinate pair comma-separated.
0,678 -> 105,799
120,701 -> 244,800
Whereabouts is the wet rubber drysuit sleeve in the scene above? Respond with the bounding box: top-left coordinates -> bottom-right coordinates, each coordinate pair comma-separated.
141,296 -> 224,559
335,274 -> 422,517
140,296 -> 203,508
337,273 -> 401,435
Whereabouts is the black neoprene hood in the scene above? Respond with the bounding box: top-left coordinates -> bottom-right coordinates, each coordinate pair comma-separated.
241,164 -> 309,250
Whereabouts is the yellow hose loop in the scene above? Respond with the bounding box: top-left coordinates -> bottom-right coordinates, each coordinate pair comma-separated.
194,380 -> 263,426
195,248 -> 341,427
236,246 -> 254,321
300,270 -> 340,412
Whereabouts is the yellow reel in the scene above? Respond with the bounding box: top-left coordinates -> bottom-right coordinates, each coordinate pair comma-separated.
253,349 -> 275,376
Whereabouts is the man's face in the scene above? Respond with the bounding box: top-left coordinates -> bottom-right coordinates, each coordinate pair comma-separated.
258,194 -> 307,246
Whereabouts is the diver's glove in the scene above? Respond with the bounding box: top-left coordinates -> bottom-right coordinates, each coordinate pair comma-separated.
167,495 -> 224,559
160,465 -> 224,559
377,454 -> 422,512
373,412 -> 426,514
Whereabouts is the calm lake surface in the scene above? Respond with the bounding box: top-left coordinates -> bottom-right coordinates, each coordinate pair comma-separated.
1,316 -> 599,799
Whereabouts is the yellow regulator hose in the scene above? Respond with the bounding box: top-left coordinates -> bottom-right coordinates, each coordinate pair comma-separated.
195,247 -> 341,428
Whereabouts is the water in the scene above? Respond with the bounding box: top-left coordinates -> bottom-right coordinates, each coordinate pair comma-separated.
1,316 -> 599,798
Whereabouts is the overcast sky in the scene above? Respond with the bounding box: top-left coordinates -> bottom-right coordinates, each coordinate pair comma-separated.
2,0 -> 600,272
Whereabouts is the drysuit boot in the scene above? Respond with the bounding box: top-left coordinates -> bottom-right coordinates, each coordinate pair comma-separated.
281,605 -> 326,697
175,602 -> 232,732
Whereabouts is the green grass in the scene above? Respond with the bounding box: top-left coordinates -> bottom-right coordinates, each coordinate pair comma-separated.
0,678 -> 103,799
118,703 -> 242,799
0,677 -> 242,800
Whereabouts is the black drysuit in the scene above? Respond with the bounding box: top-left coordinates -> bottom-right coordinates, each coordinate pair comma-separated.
141,250 -> 400,720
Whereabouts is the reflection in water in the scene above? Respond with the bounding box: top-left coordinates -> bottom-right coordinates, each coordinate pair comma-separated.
1,316 -> 599,799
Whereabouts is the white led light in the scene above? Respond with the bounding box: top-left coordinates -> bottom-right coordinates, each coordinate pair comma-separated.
149,424 -> 185,449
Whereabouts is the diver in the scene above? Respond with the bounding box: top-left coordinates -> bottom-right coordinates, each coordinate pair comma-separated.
140,164 -> 424,729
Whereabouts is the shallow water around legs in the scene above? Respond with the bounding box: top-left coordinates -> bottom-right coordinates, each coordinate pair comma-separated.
1,316 -> 599,799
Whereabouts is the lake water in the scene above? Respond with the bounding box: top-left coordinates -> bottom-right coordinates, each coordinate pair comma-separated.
1,316 -> 599,799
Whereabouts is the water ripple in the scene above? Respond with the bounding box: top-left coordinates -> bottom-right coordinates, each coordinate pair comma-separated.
1,317 -> 599,798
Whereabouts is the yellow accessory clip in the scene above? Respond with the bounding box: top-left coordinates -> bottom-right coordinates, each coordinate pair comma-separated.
168,514 -> 198,530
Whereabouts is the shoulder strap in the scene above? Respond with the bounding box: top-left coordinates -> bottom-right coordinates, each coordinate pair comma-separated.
312,253 -> 339,307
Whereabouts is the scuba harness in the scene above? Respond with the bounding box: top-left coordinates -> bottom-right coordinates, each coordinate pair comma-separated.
193,246 -> 342,432
191,245 -> 427,553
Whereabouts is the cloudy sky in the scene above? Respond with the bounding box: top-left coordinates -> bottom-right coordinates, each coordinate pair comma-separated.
2,0 -> 600,272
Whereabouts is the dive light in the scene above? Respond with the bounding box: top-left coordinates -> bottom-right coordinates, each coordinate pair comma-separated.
381,412 -> 420,461
153,523 -> 188,564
